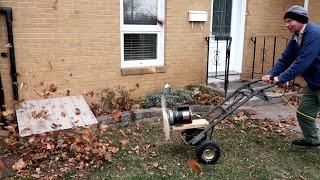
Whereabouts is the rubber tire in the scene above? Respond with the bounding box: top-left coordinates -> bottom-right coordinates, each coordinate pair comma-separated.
195,140 -> 220,164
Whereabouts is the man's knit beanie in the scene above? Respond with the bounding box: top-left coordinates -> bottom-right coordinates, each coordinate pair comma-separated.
283,5 -> 308,23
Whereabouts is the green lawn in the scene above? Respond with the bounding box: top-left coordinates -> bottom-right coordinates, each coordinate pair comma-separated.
2,116 -> 319,180
80,118 -> 319,180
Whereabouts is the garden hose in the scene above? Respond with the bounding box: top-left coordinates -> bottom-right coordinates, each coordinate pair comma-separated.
281,96 -> 320,122
267,80 -> 320,122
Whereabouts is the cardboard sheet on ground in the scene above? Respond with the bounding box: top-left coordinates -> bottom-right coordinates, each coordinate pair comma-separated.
15,96 -> 98,137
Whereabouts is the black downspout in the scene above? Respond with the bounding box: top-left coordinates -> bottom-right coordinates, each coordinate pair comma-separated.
0,7 -> 18,123
1,7 -> 19,100
0,72 -> 5,123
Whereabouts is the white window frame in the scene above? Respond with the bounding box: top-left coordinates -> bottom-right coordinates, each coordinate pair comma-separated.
120,0 -> 165,68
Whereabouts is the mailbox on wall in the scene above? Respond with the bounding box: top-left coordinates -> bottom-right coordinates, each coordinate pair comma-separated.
188,11 -> 207,29
188,11 -> 208,22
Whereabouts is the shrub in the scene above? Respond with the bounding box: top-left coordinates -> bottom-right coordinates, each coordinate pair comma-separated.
100,85 -> 139,115
143,86 -> 194,109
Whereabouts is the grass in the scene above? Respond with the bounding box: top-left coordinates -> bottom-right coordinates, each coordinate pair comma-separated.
3,116 -> 319,180
65,118 -> 319,180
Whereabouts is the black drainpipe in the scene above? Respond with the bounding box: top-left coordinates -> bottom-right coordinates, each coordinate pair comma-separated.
0,6 -> 18,122
1,7 -> 19,100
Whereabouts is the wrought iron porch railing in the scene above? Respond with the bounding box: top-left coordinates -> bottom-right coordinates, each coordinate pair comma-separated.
250,36 -> 289,79
205,36 -> 232,97
250,36 -> 300,89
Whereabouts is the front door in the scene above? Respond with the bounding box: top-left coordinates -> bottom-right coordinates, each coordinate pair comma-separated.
208,0 -> 246,78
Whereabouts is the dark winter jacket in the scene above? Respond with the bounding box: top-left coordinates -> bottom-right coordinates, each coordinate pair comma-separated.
267,22 -> 320,90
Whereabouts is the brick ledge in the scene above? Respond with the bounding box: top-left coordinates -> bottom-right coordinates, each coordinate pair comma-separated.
121,66 -> 166,76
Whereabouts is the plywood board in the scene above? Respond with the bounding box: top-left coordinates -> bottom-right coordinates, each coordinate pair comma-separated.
172,119 -> 209,130
16,96 -> 98,137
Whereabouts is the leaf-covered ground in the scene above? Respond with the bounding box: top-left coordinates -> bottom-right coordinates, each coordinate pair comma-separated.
1,111 -> 319,179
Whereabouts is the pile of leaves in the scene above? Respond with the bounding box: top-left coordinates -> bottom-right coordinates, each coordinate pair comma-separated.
216,110 -> 298,138
278,82 -> 304,94
185,84 -> 222,105
0,123 -> 118,179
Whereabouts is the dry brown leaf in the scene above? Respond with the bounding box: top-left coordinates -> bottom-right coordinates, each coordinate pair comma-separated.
237,111 -> 245,117
2,110 -> 14,117
187,159 -> 202,173
83,90 -> 94,97
75,108 -> 81,115
119,130 -> 127,137
66,89 -> 71,96
4,138 -> 17,146
0,130 -> 10,137
28,136 -> 36,143
149,151 -> 157,157
12,159 -> 27,171
119,140 -> 128,146
4,126 -> 16,134
0,160 -> 4,169
61,111 -> 67,117
117,164 -> 126,171
66,71 -> 73,77
113,109 -> 122,119
108,147 -> 119,154
99,124 -> 109,131
48,83 -> 58,92
5,43 -> 12,48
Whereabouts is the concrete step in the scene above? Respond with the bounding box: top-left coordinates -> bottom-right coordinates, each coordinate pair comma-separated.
207,71 -> 241,83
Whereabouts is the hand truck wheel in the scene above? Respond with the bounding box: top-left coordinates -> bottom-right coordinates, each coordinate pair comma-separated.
195,140 -> 220,164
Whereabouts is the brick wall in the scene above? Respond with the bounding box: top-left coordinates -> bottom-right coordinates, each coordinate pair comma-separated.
0,0 -> 211,107
242,0 -> 304,79
309,0 -> 320,24
1,0 -> 318,108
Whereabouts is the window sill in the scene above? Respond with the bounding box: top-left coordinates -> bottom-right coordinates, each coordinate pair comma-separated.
121,66 -> 166,76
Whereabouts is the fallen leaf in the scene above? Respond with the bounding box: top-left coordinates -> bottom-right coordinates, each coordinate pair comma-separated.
99,124 -> 109,131
28,136 -> 36,143
149,151 -> 157,157
66,71 -> 73,77
4,138 -> 17,146
61,112 -> 67,117
48,61 -> 53,70
0,160 -> 4,169
187,159 -> 202,173
2,110 -> 14,117
113,109 -> 122,119
117,164 -> 126,171
12,159 -> 27,171
5,43 -> 12,48
119,140 -> 128,146
0,130 -> 10,137
75,108 -> 81,115
119,130 -> 127,137
108,147 -> 119,154
4,126 -> 16,134
48,83 -> 58,92
66,89 -> 71,96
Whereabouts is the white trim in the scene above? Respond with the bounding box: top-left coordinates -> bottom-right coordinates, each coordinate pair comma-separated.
304,0 -> 309,12
231,0 -> 247,73
209,0 -> 247,73
120,0 -> 165,68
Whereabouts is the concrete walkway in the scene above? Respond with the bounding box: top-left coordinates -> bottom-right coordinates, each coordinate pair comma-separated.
239,98 -> 320,134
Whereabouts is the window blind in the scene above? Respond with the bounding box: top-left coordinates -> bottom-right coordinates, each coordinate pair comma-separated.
124,34 -> 157,61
